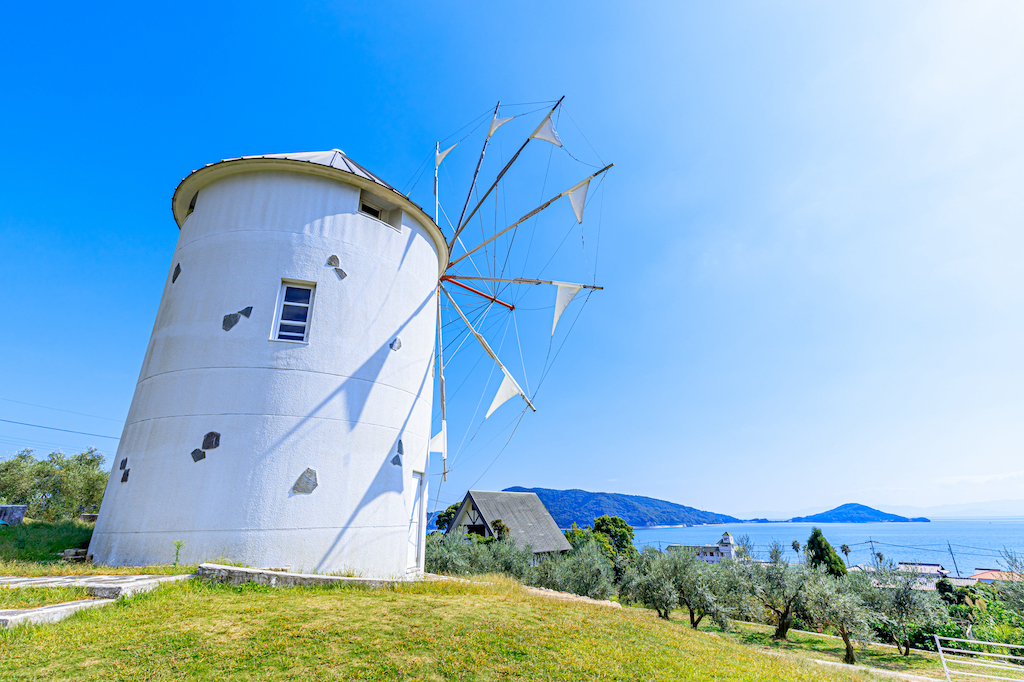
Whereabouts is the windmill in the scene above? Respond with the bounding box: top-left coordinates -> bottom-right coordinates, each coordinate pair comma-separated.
422,97 -> 611,501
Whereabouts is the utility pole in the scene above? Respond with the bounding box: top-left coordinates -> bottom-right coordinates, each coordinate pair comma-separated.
948,541 -> 961,578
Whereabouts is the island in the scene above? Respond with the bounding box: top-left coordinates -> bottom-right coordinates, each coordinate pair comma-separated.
790,503 -> 929,523
502,487 -> 741,528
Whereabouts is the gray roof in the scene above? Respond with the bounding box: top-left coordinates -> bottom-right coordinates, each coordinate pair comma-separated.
453,490 -> 571,554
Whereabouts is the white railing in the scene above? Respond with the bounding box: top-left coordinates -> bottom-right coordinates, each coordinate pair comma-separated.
934,635 -> 1024,681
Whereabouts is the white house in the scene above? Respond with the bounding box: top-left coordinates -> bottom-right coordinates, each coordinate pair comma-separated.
89,150 -> 447,578
667,532 -> 738,564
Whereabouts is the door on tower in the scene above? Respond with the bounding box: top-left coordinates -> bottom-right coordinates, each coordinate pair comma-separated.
407,472 -> 424,574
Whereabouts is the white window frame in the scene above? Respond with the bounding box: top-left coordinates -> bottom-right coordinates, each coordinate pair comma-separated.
359,198 -> 388,223
272,280 -> 316,343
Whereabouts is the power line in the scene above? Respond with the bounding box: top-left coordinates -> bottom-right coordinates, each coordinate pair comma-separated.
0,418 -> 120,440
0,397 -> 123,422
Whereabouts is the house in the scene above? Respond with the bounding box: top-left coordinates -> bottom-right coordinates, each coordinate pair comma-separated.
971,569 -> 1022,583
446,490 -> 571,556
666,532 -> 738,564
897,562 -> 949,579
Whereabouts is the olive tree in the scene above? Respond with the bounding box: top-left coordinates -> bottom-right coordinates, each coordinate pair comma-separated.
858,559 -> 946,655
803,567 -> 873,664
666,547 -> 730,629
738,541 -> 813,640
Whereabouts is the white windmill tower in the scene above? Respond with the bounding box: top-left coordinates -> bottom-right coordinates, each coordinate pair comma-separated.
89,151 -> 447,577
89,99 -> 610,578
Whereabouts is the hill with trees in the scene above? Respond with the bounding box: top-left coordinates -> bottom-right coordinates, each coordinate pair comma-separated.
502,487 -> 741,528
790,503 -> 929,523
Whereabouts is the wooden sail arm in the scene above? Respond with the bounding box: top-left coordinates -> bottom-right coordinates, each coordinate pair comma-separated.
440,284 -> 536,412
448,96 -> 564,251
440,275 -> 515,311
446,163 -> 613,271
445,275 -> 604,290
455,101 -> 500,232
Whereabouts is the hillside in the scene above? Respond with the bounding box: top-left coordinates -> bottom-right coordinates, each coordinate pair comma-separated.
790,503 -> 930,523
0,577 -> 862,681
504,487 -> 741,528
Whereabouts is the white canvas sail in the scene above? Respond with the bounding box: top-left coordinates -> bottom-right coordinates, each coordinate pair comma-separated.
552,283 -> 583,335
485,369 -> 523,419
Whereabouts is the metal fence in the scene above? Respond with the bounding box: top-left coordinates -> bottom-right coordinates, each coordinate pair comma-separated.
934,635 -> 1024,681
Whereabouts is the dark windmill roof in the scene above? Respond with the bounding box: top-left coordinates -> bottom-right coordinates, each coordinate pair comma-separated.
452,490 -> 571,554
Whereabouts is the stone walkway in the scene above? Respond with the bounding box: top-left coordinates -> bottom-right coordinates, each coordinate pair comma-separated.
0,574 -> 192,627
0,574 -> 191,599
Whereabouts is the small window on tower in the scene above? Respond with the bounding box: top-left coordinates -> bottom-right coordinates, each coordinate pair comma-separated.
274,281 -> 315,342
360,201 -> 383,220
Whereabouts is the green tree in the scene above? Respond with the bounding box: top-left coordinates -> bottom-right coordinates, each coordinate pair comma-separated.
806,528 -> 847,577
563,523 -> 615,559
739,541 -> 813,640
666,548 -> 730,629
593,515 -> 635,556
0,448 -> 108,520
840,544 -> 851,565
619,548 -> 676,619
858,558 -> 947,655
490,518 -> 510,541
434,502 -> 461,532
803,567 -> 873,664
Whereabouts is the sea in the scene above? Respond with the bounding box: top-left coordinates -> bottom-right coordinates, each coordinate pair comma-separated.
632,518 -> 1024,577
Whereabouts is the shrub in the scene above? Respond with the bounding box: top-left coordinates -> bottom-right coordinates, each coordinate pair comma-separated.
529,540 -> 616,601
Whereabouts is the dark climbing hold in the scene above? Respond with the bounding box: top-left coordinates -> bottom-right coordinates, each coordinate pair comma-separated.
203,432 -> 220,450
121,469 -> 130,483
390,338 -> 402,351
327,255 -> 340,267
172,263 -> 181,283
238,306 -> 253,318
222,313 -> 240,331
397,440 -> 404,455
390,454 -> 402,467
334,268 -> 347,280
292,468 -> 318,494
119,458 -> 128,470
191,449 -> 206,462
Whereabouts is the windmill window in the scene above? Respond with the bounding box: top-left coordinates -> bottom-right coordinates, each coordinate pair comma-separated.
273,281 -> 315,342
360,201 -> 383,220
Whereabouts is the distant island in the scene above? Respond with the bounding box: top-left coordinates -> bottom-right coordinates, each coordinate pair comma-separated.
503,487 -> 741,528
790,503 -> 930,523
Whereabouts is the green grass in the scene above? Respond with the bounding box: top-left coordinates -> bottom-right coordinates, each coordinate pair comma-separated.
0,575 -> 871,681
0,518 -> 94,563
0,561 -> 198,577
709,620 -> 1024,681
0,586 -> 93,610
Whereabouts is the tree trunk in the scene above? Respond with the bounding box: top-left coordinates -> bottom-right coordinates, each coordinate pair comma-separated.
692,612 -> 704,629
839,628 -> 856,665
772,609 -> 793,640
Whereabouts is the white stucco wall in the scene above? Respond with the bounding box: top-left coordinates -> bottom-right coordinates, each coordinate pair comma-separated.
89,169 -> 439,578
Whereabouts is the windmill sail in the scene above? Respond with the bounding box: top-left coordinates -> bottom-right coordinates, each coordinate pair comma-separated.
530,113 -> 562,147
552,283 -> 583,335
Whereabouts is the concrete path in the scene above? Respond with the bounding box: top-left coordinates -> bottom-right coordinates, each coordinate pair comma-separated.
196,563 -> 400,588
0,574 -> 193,628
0,574 -> 192,599
0,599 -> 115,628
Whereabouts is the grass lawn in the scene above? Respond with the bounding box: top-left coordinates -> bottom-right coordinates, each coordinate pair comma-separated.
0,586 -> 92,610
0,518 -> 195,577
707,620 -> 1024,682
0,518 -> 95,563
0,575 -> 873,682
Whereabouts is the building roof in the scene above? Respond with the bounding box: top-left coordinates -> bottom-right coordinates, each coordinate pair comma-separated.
971,569 -> 1022,582
170,149 -> 449,274
897,562 -> 948,576
451,490 -> 571,554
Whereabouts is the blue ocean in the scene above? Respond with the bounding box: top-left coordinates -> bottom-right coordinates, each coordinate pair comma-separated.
632,518 -> 1024,577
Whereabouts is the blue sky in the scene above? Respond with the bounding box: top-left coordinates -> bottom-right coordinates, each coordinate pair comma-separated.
2,2 -> 1023,518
